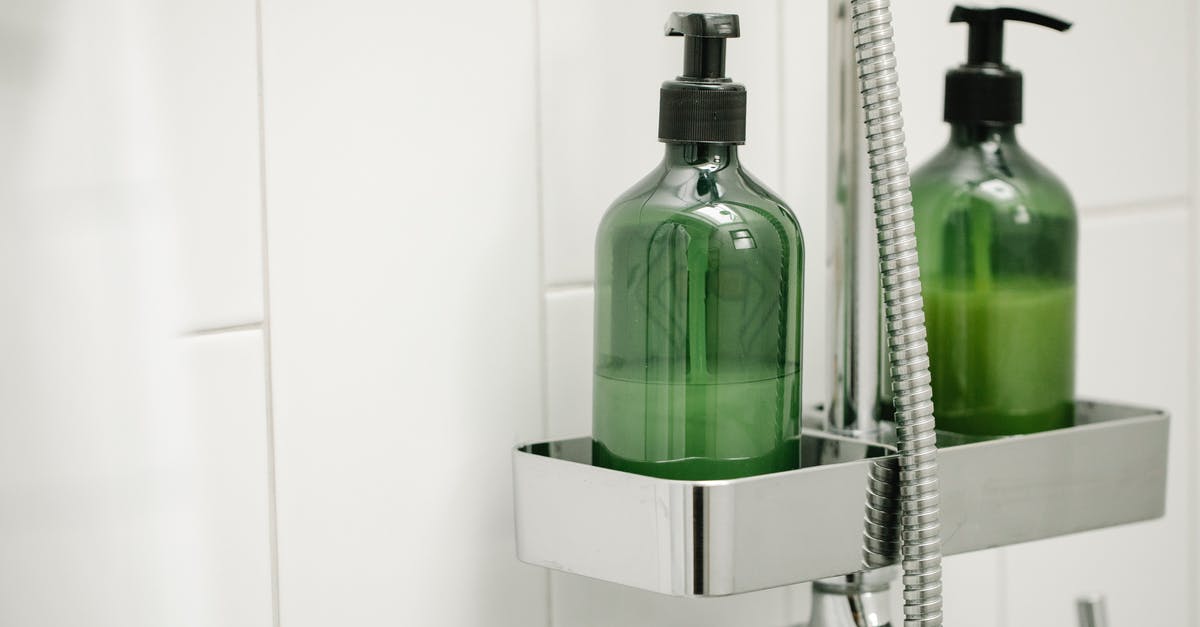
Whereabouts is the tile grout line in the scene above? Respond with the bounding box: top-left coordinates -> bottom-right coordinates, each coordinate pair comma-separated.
529,0 -> 554,623
254,2 -> 283,626
1080,196 -> 1191,218
182,321 -> 263,337
544,281 -> 594,295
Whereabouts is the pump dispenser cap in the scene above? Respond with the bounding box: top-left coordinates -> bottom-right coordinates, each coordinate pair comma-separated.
658,12 -> 747,144
944,5 -> 1071,125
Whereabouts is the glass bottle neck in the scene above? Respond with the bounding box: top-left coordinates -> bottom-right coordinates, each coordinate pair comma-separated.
663,142 -> 741,169
949,123 -> 1019,147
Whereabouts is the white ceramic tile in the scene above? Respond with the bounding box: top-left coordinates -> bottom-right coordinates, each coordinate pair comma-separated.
260,1 -> 548,626
0,196 -> 177,627
545,288 -> 595,440
891,0 -> 1189,212
552,574 -> 805,627
0,212 -> 271,627
0,1 -> 263,334
0,4 -> 271,623
1001,207 -> 1192,626
179,331 -> 275,626
139,2 -> 265,331
539,0 -> 785,286
878,554 -> 1002,626
940,552 -> 1005,627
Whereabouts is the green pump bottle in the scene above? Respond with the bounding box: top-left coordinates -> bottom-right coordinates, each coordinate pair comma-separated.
911,6 -> 1076,436
592,13 -> 804,480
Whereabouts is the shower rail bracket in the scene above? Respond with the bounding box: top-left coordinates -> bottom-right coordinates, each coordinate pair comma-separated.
511,399 -> 1168,596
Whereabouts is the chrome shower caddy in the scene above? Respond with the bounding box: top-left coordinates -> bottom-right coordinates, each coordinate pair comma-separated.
511,0 -> 1171,607
512,400 -> 1168,596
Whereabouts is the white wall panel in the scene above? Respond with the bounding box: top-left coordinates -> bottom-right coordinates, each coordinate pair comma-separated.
260,1 -> 549,625
170,331 -> 275,627
0,2 -> 271,624
0,331 -> 274,627
141,2 -> 264,331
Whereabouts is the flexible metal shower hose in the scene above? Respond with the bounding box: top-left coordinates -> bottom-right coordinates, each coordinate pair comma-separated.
849,0 -> 944,624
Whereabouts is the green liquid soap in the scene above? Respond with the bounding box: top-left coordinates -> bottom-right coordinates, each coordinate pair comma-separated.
924,280 -> 1075,435
593,371 -> 802,480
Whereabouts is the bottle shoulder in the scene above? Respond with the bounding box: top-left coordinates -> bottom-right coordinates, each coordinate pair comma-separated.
911,140 -> 1076,220
599,161 -> 801,238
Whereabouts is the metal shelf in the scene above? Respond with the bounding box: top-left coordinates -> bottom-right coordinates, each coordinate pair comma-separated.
512,400 -> 1168,596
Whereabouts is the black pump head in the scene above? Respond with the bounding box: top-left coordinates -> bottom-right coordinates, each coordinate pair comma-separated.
666,12 -> 740,80
951,6 -> 1070,66
659,12 -> 746,144
944,5 -> 1072,125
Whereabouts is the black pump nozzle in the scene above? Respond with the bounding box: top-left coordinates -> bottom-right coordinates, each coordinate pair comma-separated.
950,6 -> 1071,65
944,5 -> 1072,125
665,12 -> 740,80
659,12 -> 746,144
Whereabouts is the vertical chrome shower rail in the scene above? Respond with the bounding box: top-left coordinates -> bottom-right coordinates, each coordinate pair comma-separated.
827,0 -> 886,440
821,4 -> 899,625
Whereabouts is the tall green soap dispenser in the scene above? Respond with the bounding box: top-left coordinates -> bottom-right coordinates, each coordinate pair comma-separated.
911,6 -> 1076,436
592,13 -> 804,480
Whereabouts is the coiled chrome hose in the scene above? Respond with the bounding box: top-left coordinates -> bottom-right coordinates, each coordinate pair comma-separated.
849,0 -> 944,625
862,458 -> 900,571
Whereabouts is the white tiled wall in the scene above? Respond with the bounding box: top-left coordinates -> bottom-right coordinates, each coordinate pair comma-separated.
0,1 -> 1196,626
0,1 -> 271,625
145,2 -> 265,332
259,1 -> 549,626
